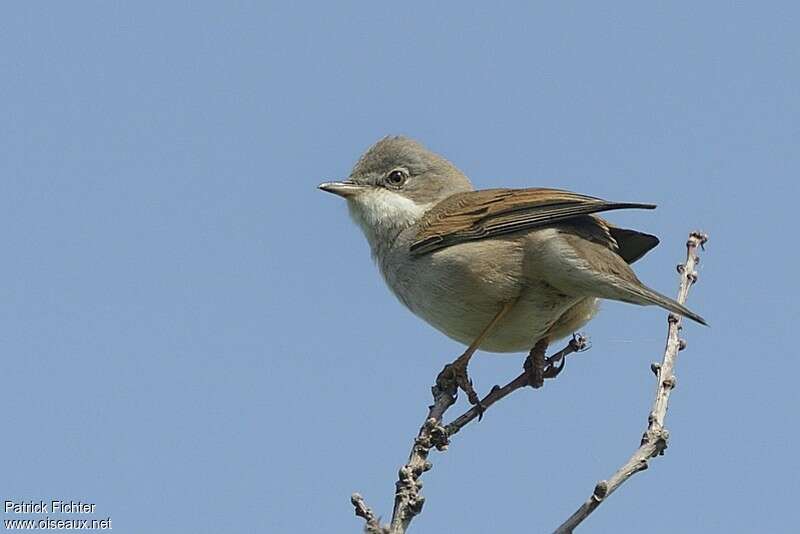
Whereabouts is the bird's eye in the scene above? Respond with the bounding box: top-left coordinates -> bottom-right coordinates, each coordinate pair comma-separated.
386,169 -> 408,188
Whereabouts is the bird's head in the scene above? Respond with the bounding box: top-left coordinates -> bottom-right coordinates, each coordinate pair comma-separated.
319,136 -> 473,254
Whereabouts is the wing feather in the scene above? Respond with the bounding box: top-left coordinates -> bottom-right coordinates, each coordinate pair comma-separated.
410,188 -> 656,256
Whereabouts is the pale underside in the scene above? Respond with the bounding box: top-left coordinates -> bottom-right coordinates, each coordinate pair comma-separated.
382,229 -> 604,352
350,187 -> 657,353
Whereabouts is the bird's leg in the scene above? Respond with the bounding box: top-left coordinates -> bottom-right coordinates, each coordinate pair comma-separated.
436,301 -> 515,407
524,339 -> 549,389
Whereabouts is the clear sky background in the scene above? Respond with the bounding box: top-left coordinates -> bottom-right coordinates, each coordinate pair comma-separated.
1,2 -> 797,533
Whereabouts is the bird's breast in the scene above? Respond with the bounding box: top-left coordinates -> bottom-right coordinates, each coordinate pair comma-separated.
378,234 -> 582,352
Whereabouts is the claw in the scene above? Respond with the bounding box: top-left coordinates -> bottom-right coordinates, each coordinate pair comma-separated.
475,400 -> 486,421
542,354 -> 566,379
458,371 -> 480,406
436,356 -> 484,409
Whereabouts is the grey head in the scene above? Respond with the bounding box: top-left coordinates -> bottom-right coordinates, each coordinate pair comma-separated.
319,136 -> 473,256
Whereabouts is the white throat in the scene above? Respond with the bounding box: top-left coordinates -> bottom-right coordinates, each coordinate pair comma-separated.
347,189 -> 430,258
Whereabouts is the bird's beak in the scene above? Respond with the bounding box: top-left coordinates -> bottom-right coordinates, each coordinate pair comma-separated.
318,180 -> 366,198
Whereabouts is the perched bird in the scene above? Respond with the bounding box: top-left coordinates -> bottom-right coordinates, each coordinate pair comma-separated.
319,136 -> 706,404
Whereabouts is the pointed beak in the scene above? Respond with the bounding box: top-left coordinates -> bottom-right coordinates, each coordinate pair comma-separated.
318,180 -> 366,198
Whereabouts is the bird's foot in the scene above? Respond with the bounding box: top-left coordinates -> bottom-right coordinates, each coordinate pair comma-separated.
523,339 -> 548,389
436,354 -> 484,414
525,333 -> 588,387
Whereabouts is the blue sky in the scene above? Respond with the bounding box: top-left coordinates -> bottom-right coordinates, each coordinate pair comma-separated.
1,2 -> 797,533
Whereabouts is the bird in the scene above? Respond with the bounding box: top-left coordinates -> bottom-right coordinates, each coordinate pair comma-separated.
319,136 -> 706,405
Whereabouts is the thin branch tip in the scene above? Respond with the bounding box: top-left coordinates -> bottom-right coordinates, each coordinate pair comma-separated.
351,493 -> 387,534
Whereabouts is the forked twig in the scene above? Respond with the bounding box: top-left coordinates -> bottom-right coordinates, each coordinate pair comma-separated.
352,337 -> 587,533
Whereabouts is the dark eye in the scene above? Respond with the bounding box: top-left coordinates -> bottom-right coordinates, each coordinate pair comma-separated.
386,169 -> 408,187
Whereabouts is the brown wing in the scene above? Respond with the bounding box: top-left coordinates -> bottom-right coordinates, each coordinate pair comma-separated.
410,188 -> 656,256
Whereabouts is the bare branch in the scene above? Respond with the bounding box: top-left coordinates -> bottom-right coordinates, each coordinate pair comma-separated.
446,335 -> 588,436
350,494 -> 386,534
552,231 -> 708,534
351,336 -> 587,533
349,378 -> 458,533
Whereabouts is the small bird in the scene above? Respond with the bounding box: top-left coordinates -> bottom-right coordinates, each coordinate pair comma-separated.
319,136 -> 706,404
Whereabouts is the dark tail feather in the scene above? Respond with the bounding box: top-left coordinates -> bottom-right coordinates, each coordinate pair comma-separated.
609,227 -> 660,264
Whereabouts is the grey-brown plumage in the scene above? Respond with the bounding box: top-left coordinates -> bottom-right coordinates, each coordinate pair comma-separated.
409,188 -> 656,255
319,136 -> 706,356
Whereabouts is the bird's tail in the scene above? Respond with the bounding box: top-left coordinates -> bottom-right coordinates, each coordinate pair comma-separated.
615,280 -> 707,326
